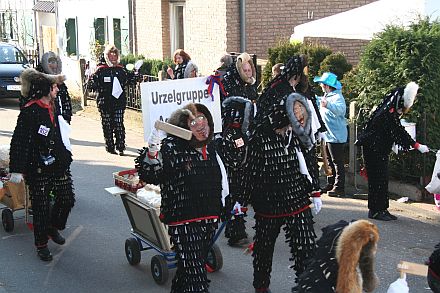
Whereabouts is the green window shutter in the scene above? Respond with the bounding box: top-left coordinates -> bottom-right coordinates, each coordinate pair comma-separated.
65,18 -> 77,55
94,18 -> 105,46
113,18 -> 121,50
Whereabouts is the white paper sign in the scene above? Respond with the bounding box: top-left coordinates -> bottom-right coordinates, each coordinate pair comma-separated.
140,77 -> 222,141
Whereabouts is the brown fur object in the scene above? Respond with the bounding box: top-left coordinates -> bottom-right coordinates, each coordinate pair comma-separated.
20,68 -> 65,98
236,52 -> 256,85
104,44 -> 120,67
335,220 -> 379,293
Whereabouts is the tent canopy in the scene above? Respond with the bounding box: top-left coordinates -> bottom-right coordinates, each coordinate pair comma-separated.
291,0 -> 440,41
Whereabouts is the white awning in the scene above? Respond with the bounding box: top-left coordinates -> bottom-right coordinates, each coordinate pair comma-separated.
291,0 -> 440,41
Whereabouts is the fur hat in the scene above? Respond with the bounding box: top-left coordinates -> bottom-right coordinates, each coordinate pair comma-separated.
401,81 -> 418,111
41,51 -> 62,74
183,60 -> 198,78
336,220 -> 379,293
236,52 -> 256,85
168,103 -> 214,148
20,68 -> 65,99
104,44 -> 120,67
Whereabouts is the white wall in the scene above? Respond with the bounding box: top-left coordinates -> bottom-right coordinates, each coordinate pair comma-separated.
57,0 -> 130,59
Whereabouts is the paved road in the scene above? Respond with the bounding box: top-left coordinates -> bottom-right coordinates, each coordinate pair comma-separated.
0,98 -> 439,293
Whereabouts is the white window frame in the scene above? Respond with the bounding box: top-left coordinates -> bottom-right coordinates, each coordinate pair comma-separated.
169,2 -> 185,55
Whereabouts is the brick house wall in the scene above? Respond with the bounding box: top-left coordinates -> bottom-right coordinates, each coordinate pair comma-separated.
244,0 -> 378,60
132,0 -> 379,76
305,37 -> 370,65
134,0 -> 170,60
185,1 -> 228,75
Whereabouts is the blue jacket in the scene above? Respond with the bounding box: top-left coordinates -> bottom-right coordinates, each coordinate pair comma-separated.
318,90 -> 347,143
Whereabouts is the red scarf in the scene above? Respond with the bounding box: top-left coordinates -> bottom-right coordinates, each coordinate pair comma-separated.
25,99 -> 56,126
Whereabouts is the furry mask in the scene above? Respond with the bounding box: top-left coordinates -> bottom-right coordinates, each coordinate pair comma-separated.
236,52 -> 256,85
167,103 -> 214,148
41,51 -> 62,75
221,96 -> 253,134
183,60 -> 198,78
285,93 -> 313,150
104,44 -> 120,67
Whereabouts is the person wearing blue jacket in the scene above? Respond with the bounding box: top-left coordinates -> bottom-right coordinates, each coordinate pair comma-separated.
314,72 -> 348,197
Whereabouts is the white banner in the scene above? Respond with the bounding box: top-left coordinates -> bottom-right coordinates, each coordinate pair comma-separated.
140,77 -> 222,141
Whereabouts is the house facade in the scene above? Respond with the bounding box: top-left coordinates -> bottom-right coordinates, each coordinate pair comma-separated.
0,0 -> 35,49
132,0 -> 377,75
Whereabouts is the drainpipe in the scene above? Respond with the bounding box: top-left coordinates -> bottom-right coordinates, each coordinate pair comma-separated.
239,0 -> 245,52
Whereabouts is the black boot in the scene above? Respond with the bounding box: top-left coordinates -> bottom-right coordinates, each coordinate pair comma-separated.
37,246 -> 53,261
49,228 -> 66,245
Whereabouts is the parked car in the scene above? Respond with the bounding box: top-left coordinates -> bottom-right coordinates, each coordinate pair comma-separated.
0,42 -> 31,98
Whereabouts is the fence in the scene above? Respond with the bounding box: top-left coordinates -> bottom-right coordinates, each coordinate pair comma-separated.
23,49 -> 39,68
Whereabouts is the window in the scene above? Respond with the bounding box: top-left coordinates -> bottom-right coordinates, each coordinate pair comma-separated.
113,18 -> 121,51
0,10 -> 18,41
65,18 -> 77,56
170,3 -> 185,54
94,18 -> 106,46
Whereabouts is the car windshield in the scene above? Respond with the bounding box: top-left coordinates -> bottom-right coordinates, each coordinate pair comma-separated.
0,45 -> 28,64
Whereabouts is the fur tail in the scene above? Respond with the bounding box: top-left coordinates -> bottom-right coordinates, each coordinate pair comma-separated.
335,220 -> 379,293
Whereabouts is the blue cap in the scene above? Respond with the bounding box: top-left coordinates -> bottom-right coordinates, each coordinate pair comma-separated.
313,72 -> 342,90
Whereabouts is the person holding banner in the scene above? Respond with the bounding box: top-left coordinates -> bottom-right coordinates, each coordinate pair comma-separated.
167,48 -> 198,80
135,103 -> 224,293
88,44 -> 137,155
9,68 -> 75,261
355,82 -> 429,221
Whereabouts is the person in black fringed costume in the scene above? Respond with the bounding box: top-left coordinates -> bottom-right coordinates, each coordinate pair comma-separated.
292,219 -> 379,293
9,68 -> 75,261
88,44 -> 137,155
217,52 -> 258,246
20,51 -> 73,125
135,103 -> 225,293
239,55 -> 323,293
356,82 -> 430,221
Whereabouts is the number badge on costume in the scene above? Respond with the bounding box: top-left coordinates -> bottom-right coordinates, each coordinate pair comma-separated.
38,125 -> 50,136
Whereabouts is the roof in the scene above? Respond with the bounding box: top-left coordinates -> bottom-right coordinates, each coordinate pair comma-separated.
32,1 -> 55,13
291,0 -> 439,41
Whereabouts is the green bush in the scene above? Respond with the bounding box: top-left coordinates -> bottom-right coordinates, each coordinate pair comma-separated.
262,40 -> 352,96
120,54 -> 174,77
343,17 -> 440,181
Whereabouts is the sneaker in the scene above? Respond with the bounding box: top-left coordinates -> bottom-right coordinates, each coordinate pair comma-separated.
37,247 -> 53,261
49,228 -> 66,245
327,188 -> 346,198
384,210 -> 398,220
368,210 -> 393,221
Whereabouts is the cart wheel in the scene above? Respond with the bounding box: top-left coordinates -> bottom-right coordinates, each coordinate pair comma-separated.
2,209 -> 14,232
125,237 -> 141,265
206,243 -> 223,272
151,255 -> 169,285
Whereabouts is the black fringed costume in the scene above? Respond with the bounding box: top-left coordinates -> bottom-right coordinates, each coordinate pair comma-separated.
356,84 -> 418,215
293,220 -> 379,293
218,96 -> 254,245
240,57 -> 320,291
88,45 -> 136,153
216,53 -> 258,245
136,103 -> 223,293
9,69 -> 75,248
